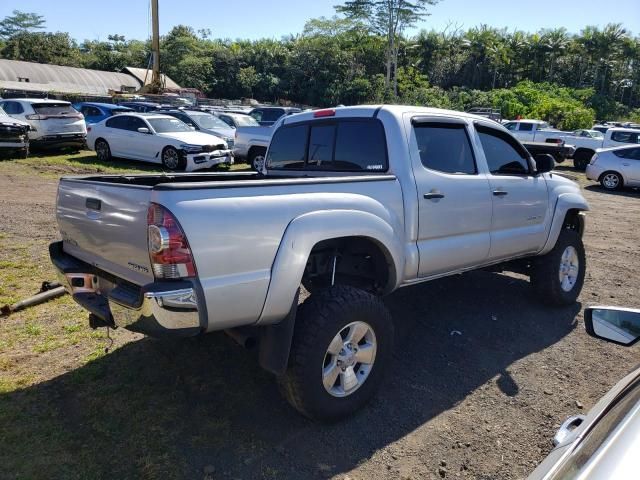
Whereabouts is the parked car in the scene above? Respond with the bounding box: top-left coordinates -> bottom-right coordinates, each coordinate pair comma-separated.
586,145 -> 640,190
233,117 -> 286,170
249,106 -> 301,126
50,105 -> 588,420
72,102 -> 133,124
0,98 -> 86,150
86,112 -> 232,171
213,111 -> 260,129
528,306 -> 640,480
0,105 -> 30,158
161,109 -> 236,150
504,120 -> 640,170
117,101 -> 162,113
592,124 -> 610,134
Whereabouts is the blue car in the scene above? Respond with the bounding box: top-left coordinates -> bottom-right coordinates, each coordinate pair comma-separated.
72,102 -> 134,124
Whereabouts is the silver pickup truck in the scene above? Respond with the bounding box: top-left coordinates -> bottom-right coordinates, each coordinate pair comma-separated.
50,105 -> 589,420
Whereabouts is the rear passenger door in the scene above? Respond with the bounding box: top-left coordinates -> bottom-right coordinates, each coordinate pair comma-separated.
409,117 -> 493,276
474,123 -> 550,260
102,116 -> 130,156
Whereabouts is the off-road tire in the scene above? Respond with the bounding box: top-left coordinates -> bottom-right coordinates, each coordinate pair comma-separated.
278,285 -> 394,421
530,229 -> 586,306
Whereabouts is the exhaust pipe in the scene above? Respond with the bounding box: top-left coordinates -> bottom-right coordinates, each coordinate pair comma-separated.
224,328 -> 257,349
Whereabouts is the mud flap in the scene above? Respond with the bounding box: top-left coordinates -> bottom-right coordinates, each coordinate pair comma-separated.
258,289 -> 299,376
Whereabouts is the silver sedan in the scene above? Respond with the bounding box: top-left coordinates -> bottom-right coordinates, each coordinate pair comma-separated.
586,145 -> 640,190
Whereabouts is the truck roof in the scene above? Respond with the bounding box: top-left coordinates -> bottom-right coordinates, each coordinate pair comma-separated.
282,105 -> 505,126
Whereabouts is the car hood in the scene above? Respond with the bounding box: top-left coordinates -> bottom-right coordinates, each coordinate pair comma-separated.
155,131 -> 225,145
201,127 -> 235,140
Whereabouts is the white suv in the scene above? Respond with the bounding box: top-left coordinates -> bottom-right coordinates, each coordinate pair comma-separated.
0,98 -> 86,149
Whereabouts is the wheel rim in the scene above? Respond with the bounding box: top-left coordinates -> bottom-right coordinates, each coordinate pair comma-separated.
163,149 -> 179,169
96,142 -> 108,160
602,174 -> 619,189
252,155 -> 265,171
559,245 -> 579,292
322,321 -> 377,398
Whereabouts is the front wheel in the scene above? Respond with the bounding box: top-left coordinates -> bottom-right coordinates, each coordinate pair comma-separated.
278,285 -> 394,421
530,229 -> 586,306
162,146 -> 185,171
249,148 -> 266,172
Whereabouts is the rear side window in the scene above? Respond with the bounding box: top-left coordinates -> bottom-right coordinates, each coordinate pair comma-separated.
33,103 -> 75,115
2,101 -> 24,115
267,124 -> 309,169
477,125 -> 531,175
519,123 -> 534,131
334,121 -> 386,171
105,116 -> 129,129
261,109 -> 285,122
81,106 -> 102,117
414,123 -> 476,175
611,131 -> 639,143
613,148 -> 640,160
267,119 -> 388,172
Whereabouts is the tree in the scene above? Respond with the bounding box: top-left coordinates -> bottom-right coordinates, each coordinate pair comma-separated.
1,31 -> 82,66
335,0 -> 438,97
0,10 -> 45,39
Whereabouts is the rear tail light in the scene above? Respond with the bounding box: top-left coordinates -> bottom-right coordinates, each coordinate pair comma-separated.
147,203 -> 196,279
87,126 -> 92,132
26,114 -> 47,120
590,154 -> 598,165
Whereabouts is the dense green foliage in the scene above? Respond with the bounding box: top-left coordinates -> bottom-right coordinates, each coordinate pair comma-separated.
1,10 -> 639,126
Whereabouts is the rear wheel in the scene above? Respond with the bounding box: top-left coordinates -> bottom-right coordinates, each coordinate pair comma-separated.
278,285 -> 394,421
600,171 -> 623,191
530,229 -> 586,306
162,146 -> 185,171
572,150 -> 593,171
95,139 -> 111,162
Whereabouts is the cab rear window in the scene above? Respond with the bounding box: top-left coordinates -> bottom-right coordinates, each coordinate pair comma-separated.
267,119 -> 388,172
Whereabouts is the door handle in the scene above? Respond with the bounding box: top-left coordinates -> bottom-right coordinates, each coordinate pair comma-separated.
424,192 -> 445,200
493,190 -> 508,196
622,163 -> 630,166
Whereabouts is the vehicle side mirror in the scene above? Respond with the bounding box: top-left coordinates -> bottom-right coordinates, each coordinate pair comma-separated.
189,126 -> 196,130
585,307 -> 640,346
534,153 -> 554,173
137,127 -> 150,134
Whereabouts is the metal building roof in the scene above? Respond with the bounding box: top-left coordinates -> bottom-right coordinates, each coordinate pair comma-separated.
123,67 -> 181,90
0,59 -> 142,95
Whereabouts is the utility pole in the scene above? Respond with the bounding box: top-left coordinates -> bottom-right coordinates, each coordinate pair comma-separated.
150,0 -> 163,92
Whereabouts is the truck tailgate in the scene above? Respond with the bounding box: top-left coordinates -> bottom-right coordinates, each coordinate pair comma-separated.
56,179 -> 154,286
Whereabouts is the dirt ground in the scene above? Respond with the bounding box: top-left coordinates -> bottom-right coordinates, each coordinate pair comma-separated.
0,157 -> 639,480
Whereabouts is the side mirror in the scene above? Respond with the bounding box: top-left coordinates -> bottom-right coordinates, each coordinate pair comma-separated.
534,153 -> 555,173
189,126 -> 196,130
585,307 -> 640,346
137,127 -> 150,134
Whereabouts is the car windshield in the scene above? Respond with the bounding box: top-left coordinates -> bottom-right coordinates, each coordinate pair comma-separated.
0,107 -> 7,117
233,115 -> 260,127
147,117 -> 192,133
189,112 -> 230,130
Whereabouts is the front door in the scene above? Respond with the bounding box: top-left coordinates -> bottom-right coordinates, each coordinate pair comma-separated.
409,116 -> 493,277
475,124 -> 550,260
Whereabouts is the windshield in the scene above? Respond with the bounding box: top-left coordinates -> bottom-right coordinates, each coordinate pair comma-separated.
233,115 -> 260,127
0,107 -> 7,117
147,117 -> 192,133
189,112 -> 231,130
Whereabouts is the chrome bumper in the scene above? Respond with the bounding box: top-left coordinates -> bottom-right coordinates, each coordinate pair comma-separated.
49,242 -> 202,337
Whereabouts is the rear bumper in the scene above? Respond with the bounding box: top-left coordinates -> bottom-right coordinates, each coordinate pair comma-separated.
31,133 -> 86,149
49,241 -> 203,337
585,164 -> 604,182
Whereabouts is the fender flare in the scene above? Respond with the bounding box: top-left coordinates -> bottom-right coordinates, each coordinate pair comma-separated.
257,209 -> 403,325
540,192 -> 589,255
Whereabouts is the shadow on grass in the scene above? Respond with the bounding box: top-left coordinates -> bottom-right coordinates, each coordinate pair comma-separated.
0,271 -> 580,479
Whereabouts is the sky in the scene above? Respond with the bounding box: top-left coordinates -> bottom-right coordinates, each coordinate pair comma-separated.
1,0 -> 639,42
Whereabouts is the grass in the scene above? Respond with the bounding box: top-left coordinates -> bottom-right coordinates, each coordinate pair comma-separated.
0,149 -> 251,179
0,150 -> 262,479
